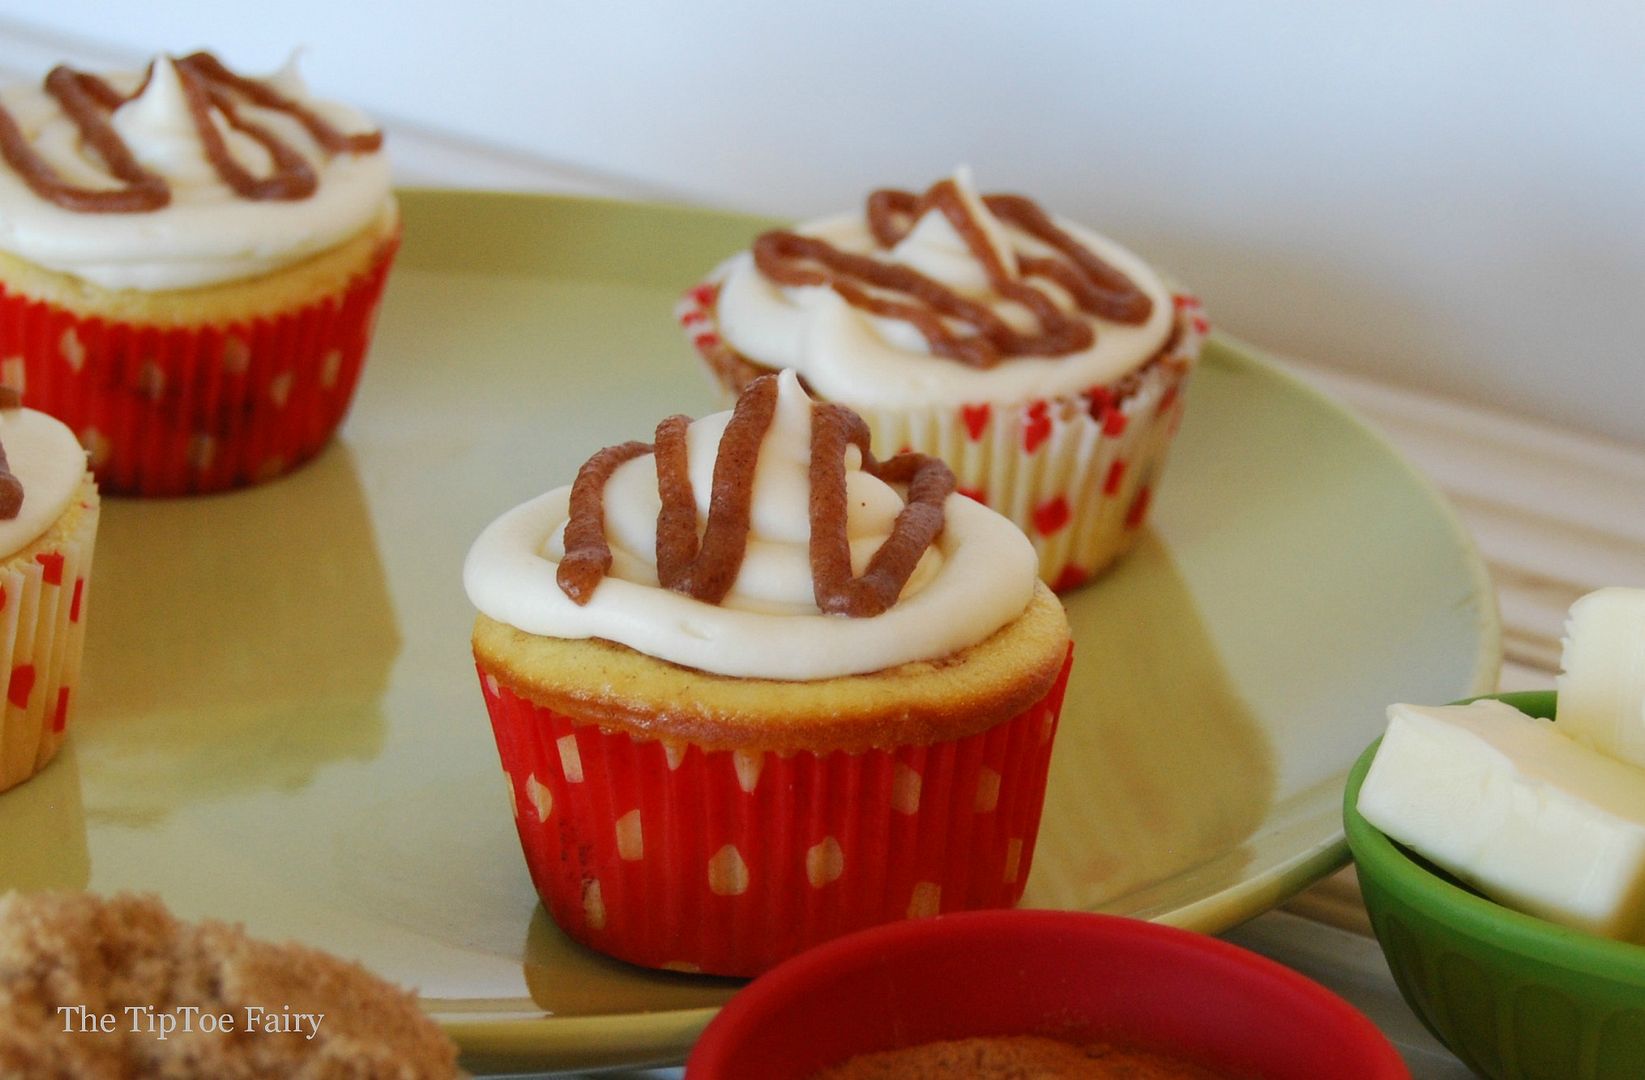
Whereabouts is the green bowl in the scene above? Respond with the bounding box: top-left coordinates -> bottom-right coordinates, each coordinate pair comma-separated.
1345,691 -> 1645,1079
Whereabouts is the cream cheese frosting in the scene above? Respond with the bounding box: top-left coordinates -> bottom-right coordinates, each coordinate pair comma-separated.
715,168 -> 1175,409
0,54 -> 390,291
464,371 -> 1039,680
0,406 -> 87,556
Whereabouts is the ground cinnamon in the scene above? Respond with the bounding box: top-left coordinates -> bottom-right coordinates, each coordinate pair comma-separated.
813,1034 -> 1230,1080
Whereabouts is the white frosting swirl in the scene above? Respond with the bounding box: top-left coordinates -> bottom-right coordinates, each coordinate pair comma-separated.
0,407 -> 87,556
464,371 -> 1038,680
715,168 -> 1175,409
0,55 -> 391,291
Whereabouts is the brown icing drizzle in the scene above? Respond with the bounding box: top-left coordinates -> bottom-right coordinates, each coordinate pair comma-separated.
557,375 -> 954,617
0,52 -> 382,214
0,386 -> 23,520
752,178 -> 1152,368
556,441 -> 652,605
807,402 -> 953,617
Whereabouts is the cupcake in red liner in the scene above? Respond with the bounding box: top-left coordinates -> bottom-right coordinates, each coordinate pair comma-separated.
0,52 -> 398,496
678,168 -> 1207,591
0,395 -> 99,792
465,371 -> 1072,976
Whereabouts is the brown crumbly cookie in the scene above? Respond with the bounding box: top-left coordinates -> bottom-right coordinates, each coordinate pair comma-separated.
0,891 -> 459,1079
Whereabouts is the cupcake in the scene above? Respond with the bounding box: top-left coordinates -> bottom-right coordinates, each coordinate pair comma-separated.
679,168 -> 1207,591
0,391 -> 98,793
465,371 -> 1072,976
0,51 -> 398,495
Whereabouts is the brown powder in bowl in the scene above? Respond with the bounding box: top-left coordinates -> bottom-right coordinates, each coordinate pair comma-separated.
814,1034 -> 1231,1080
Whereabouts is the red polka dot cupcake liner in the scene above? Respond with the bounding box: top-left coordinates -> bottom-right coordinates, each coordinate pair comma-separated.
678,281 -> 1208,591
0,237 -> 398,497
0,477 -> 98,792
477,646 -> 1073,977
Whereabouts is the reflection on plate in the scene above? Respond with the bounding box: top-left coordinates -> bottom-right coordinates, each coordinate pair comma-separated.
0,191 -> 1499,1073
76,444 -> 398,825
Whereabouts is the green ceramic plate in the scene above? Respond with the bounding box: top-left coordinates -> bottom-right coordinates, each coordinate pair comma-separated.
0,190 -> 1500,1073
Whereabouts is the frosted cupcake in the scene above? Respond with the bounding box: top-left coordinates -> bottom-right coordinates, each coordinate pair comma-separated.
0,52 -> 398,495
465,371 -> 1072,975
680,169 -> 1207,590
0,392 -> 97,792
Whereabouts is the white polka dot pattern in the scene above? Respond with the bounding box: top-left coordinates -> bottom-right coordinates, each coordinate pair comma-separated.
0,234 -> 396,495
221,336 -> 251,375
1,357 -> 25,394
708,845 -> 750,896
136,361 -> 165,401
268,371 -> 294,408
186,434 -> 215,472
806,837 -> 845,887
526,773 -> 553,823
733,749 -> 764,793
475,644 -> 1073,976
582,879 -> 606,930
891,765 -> 923,815
556,734 -> 584,783
615,809 -> 644,861
58,329 -> 84,371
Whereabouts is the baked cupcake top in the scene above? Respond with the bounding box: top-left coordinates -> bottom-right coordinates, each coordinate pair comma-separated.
0,52 -> 389,291
0,392 -> 87,558
713,168 -> 1175,409
465,370 -> 1040,681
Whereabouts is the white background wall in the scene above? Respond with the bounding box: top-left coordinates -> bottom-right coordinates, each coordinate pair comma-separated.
0,1 -> 1639,444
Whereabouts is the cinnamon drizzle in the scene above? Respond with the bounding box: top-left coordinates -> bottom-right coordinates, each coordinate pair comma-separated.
0,52 -> 382,214
753,178 -> 1152,368
556,375 -> 954,617
556,441 -> 652,605
807,403 -> 953,617
653,378 -> 777,605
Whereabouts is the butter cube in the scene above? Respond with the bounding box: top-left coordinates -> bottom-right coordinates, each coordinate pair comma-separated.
1556,586 -> 1645,769
1358,699 -> 1645,942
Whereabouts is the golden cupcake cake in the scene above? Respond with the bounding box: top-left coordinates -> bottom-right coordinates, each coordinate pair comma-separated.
0,391 -> 97,793
0,52 -> 398,495
465,371 -> 1072,975
679,168 -> 1207,590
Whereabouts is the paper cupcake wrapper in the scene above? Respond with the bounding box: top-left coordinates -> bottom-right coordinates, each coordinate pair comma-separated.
678,279 -> 1208,590
478,646 -> 1073,977
0,478 -> 99,792
0,236 -> 399,496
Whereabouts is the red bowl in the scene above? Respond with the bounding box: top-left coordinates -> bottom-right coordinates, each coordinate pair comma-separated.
686,909 -> 1408,1079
